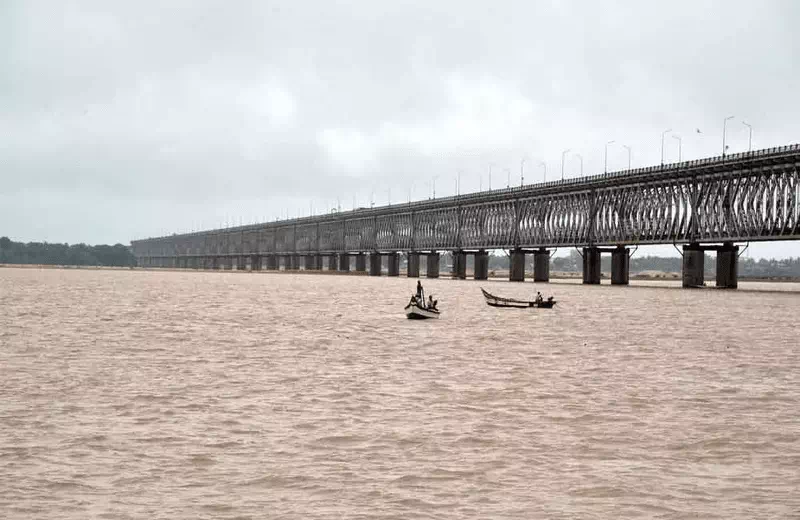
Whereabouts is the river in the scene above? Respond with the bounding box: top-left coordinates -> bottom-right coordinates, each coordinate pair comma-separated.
1,267 -> 798,519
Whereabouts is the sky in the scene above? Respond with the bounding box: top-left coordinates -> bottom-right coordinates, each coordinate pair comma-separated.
2,0 -> 799,258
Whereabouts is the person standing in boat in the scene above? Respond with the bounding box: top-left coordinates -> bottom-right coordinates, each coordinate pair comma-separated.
416,280 -> 424,302
535,291 -> 543,304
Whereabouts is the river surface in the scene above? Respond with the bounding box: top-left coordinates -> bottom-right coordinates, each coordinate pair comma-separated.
1,267 -> 799,519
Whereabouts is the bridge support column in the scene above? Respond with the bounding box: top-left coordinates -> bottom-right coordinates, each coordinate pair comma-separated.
355,254 -> 367,272
266,255 -> 277,270
239,257 -> 248,270
225,257 -> 234,270
304,255 -> 314,270
293,254 -> 302,270
611,246 -> 629,285
716,242 -> 738,289
533,249 -> 550,282
452,251 -> 467,279
582,247 -> 601,284
426,253 -> 440,278
251,255 -> 261,271
682,244 -> 704,288
407,253 -> 420,278
369,252 -> 382,276
509,249 -> 525,282
328,254 -> 338,271
339,253 -> 350,272
474,250 -> 489,280
387,253 -> 400,276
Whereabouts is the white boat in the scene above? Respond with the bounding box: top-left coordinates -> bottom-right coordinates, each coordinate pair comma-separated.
404,298 -> 440,319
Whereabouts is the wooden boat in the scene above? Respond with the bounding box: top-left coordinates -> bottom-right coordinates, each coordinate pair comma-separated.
480,288 -> 556,308
404,297 -> 440,319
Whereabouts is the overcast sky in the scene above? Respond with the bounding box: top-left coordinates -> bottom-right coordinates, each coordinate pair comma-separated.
2,0 -> 799,257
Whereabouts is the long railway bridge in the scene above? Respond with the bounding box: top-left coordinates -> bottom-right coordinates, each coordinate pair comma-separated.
131,145 -> 800,289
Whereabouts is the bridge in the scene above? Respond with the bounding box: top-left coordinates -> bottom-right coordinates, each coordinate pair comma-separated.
131,144 -> 800,289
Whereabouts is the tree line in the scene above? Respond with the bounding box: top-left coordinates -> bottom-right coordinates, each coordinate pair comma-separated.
0,237 -> 136,267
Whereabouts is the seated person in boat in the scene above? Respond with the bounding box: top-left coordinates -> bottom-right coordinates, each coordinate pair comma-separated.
547,296 -> 554,303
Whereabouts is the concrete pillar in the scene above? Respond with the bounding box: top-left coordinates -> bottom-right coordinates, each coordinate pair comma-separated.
682,244 -> 704,288
293,254 -> 302,270
339,253 -> 350,272
304,255 -> 314,270
407,253 -> 420,278
533,249 -> 550,282
328,254 -> 338,271
266,255 -> 277,270
474,250 -> 489,280
582,247 -> 601,284
509,249 -> 525,282
369,252 -> 382,276
426,252 -> 440,279
452,251 -> 467,279
611,246 -> 629,285
716,242 -> 738,289
387,252 -> 400,276
250,255 -> 260,271
355,254 -> 367,272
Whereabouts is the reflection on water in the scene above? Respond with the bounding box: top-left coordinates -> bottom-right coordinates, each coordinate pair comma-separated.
1,268 -> 799,519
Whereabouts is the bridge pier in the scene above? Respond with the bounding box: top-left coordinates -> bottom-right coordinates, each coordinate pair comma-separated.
251,255 -> 261,270
716,242 -> 739,289
474,250 -> 489,280
369,252 -> 382,276
304,255 -> 314,270
682,244 -> 704,288
611,246 -> 629,285
327,254 -> 338,271
533,248 -> 550,282
582,247 -> 601,284
407,253 -> 420,278
452,251 -> 467,279
426,253 -> 440,278
339,253 -> 350,272
387,253 -> 400,276
355,253 -> 367,272
263,255 -> 275,270
509,249 -> 525,282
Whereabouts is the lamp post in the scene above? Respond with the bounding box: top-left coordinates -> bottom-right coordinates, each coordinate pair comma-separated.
540,161 -> 547,182
574,153 -> 583,177
622,144 -> 631,169
456,170 -> 461,196
672,134 -> 682,162
561,148 -> 571,180
722,115 -> 735,157
488,163 -> 494,190
604,140 -> 615,173
520,158 -> 526,187
432,176 -> 438,199
661,128 -> 672,165
506,168 -> 510,188
742,121 -> 753,151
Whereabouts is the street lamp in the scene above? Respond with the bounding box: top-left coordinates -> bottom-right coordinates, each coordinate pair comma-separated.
540,161 -> 547,182
574,153 -> 583,177
661,128 -> 672,165
520,158 -> 526,187
488,163 -> 494,190
561,148 -> 571,180
505,168 -> 511,188
742,121 -> 753,151
722,115 -> 735,157
604,140 -> 615,173
622,144 -> 632,169
432,175 -> 438,199
672,134 -> 682,162
456,170 -> 462,196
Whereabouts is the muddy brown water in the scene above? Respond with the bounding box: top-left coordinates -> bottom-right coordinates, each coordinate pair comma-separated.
1,268 -> 799,519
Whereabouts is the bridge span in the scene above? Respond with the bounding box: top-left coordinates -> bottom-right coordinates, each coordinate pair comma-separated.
132,144 -> 800,289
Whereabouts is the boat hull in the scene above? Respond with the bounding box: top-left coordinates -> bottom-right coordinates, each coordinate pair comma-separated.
404,304 -> 440,319
481,288 -> 556,309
